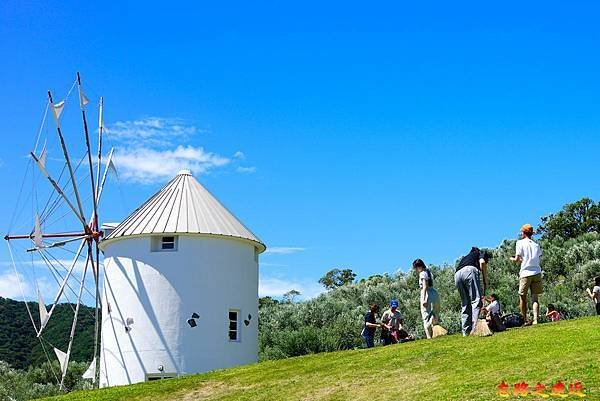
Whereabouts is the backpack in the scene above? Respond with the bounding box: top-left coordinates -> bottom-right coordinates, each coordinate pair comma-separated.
488,314 -> 506,332
424,269 -> 434,287
502,313 -> 524,328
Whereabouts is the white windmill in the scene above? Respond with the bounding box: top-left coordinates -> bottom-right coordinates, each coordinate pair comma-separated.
98,171 -> 266,386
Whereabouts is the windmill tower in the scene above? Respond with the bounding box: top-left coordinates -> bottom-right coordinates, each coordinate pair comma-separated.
98,170 -> 265,387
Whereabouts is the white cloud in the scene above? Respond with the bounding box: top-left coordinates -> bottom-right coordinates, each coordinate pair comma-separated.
114,145 -> 231,184
0,271 -> 30,299
235,166 -> 257,174
108,117 -> 200,147
264,247 -> 306,255
106,118 -> 254,184
0,257 -> 98,304
30,258 -> 92,274
261,262 -> 289,267
259,276 -> 324,300
0,269 -> 57,302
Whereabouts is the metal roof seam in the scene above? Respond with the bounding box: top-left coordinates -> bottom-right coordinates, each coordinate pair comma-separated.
118,176 -> 178,237
141,177 -> 180,234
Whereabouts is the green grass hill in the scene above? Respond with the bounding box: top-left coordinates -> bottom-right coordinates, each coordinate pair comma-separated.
43,317 -> 599,401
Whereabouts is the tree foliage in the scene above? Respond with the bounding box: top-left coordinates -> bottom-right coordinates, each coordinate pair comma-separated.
282,290 -> 301,303
318,268 -> 357,290
538,198 -> 600,240
0,360 -> 91,401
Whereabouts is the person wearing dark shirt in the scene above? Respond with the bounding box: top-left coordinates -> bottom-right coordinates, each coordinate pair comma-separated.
361,304 -> 380,348
455,247 -> 490,336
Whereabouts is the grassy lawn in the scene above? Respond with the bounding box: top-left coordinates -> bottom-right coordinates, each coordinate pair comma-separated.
41,317 -> 599,401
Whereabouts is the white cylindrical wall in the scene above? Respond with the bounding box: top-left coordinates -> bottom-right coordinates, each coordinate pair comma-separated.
99,235 -> 259,387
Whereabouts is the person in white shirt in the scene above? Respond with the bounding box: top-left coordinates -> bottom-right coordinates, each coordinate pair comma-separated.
483,293 -> 505,332
586,276 -> 600,315
412,259 -> 441,339
510,224 -> 543,325
484,294 -> 501,317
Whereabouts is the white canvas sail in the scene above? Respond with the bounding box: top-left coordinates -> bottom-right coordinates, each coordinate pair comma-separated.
38,142 -> 47,171
53,347 -> 68,376
82,357 -> 96,379
37,288 -> 49,329
107,157 -> 118,177
33,214 -> 44,249
52,100 -> 65,122
78,87 -> 89,109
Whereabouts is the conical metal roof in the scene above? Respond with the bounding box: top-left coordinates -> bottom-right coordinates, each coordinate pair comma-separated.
102,170 -> 265,252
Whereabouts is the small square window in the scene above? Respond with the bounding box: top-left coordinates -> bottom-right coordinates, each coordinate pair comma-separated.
162,236 -> 175,250
228,310 -> 240,342
152,236 -> 178,252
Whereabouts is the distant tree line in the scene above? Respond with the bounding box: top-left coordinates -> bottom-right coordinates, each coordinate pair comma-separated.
0,299 -> 96,400
0,298 -> 95,370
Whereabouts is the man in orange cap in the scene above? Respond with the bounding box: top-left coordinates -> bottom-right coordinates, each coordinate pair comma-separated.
510,224 -> 543,325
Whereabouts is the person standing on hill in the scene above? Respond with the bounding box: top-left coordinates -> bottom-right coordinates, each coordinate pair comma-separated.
586,276 -> 600,315
455,247 -> 489,336
361,304 -> 380,348
510,224 -> 543,325
412,259 -> 441,339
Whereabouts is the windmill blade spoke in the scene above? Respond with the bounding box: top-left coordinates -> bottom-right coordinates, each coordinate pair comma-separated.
26,235 -> 91,252
95,97 -> 104,209
60,251 -> 90,390
48,91 -> 87,229
37,239 -> 86,335
42,164 -> 92,228
6,241 -> 41,335
31,151 -> 87,226
96,148 -> 114,206
77,73 -> 100,235
43,249 -> 97,302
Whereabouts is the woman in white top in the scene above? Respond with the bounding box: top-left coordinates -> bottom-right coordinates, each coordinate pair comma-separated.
412,259 -> 441,339
586,276 -> 600,315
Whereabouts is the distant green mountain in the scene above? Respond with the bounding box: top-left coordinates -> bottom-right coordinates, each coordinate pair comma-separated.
0,297 -> 96,369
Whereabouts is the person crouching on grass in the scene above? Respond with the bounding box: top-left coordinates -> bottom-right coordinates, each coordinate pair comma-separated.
483,293 -> 505,332
412,259 -> 441,339
380,300 -> 404,345
545,304 -> 561,322
362,303 -> 380,348
510,224 -> 543,325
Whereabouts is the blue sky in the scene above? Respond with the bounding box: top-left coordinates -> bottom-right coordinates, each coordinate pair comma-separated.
1,1 -> 599,301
